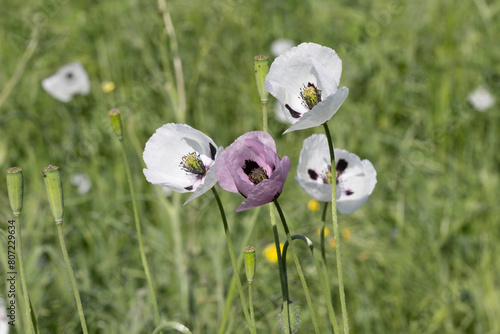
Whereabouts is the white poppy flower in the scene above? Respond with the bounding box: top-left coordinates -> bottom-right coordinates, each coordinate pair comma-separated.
274,100 -> 289,124
42,62 -> 90,102
143,123 -> 222,203
467,85 -> 494,111
265,42 -> 349,133
0,298 -> 8,334
270,38 -> 295,56
70,173 -> 92,195
295,134 -> 376,214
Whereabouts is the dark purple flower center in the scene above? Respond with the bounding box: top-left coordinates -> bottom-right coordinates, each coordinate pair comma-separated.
243,160 -> 268,185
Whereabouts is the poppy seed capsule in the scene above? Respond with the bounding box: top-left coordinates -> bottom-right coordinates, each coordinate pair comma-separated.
6,167 -> 23,215
108,108 -> 123,140
41,165 -> 64,223
254,55 -> 269,101
243,246 -> 256,282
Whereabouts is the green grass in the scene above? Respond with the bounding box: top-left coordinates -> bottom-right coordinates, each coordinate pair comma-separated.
1,0 -> 500,333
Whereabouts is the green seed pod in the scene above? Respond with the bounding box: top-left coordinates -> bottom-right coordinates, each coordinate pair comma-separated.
254,55 -> 269,102
108,108 -> 123,140
6,167 -> 23,215
41,165 -> 64,223
243,246 -> 256,283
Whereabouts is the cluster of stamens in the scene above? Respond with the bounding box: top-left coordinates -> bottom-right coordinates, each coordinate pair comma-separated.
243,160 -> 269,185
300,82 -> 322,110
180,152 -> 206,175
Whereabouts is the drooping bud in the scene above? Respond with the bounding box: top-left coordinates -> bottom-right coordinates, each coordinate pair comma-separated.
6,167 -> 23,215
243,246 -> 256,283
254,55 -> 269,101
108,108 -> 123,140
280,300 -> 301,333
41,165 -> 64,223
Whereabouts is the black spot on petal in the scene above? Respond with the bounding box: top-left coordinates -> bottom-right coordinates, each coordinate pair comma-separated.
285,104 -> 301,118
66,72 -> 73,80
209,143 -> 217,160
243,160 -> 260,175
184,185 -> 193,191
336,159 -> 348,173
345,190 -> 354,196
308,169 -> 319,180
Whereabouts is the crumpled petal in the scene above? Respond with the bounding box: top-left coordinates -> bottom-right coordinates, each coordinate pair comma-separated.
42,62 -> 90,102
143,123 -> 218,200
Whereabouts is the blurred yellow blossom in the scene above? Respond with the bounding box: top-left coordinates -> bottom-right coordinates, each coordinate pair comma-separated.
329,238 -> 336,248
342,228 -> 351,241
317,227 -> 330,237
102,81 -> 115,93
307,198 -> 320,212
263,243 -> 287,263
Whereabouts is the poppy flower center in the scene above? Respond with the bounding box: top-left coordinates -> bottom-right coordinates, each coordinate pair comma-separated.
243,160 -> 268,185
180,152 -> 206,175
300,83 -> 322,110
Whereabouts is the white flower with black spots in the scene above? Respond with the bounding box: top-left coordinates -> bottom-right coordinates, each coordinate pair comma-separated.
42,62 -> 90,102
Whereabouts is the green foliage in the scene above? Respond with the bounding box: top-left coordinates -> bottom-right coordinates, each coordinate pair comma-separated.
1,0 -> 499,333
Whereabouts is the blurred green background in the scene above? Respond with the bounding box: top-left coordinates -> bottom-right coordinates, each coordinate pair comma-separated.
1,0 -> 499,333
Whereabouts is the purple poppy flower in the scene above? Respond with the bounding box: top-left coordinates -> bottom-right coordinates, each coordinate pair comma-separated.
216,131 -> 291,212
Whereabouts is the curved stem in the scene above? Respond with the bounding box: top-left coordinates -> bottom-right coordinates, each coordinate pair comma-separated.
56,222 -> 88,334
282,235 -> 339,334
323,122 -> 349,334
211,188 -> 255,334
273,200 -> 320,334
120,140 -> 161,326
152,322 -> 193,334
14,214 -> 35,334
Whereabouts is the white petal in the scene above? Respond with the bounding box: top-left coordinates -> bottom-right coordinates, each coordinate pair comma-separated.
297,134 -> 330,182
274,100 -> 290,124
467,86 -> 495,111
143,123 -> 217,193
70,173 -> 92,195
337,157 -> 377,214
283,86 -> 348,134
295,177 -> 332,202
42,62 -> 90,102
0,298 -> 8,334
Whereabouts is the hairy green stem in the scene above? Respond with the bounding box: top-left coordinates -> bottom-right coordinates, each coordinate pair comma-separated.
274,200 -> 320,334
323,122 -> 349,333
262,100 -> 268,133
14,214 -> 35,334
211,188 -> 255,334
282,235 -> 339,334
56,222 -> 88,334
248,282 -> 256,332
119,140 -> 161,325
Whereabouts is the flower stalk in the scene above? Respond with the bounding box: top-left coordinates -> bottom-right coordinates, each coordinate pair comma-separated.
323,122 -> 349,333
243,246 -> 257,332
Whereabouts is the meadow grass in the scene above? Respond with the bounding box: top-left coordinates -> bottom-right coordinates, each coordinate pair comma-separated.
1,0 -> 500,333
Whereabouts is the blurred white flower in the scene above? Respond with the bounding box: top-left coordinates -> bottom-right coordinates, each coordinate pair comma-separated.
467,85 -> 494,111
70,173 -> 92,195
0,298 -> 8,334
295,134 -> 377,214
270,38 -> 295,56
42,62 -> 90,102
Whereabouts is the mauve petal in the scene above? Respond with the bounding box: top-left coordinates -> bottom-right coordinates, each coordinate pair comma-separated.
216,148 -> 239,193
283,86 -> 349,134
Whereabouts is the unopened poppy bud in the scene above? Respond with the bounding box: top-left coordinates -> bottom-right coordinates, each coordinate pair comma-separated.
108,108 -> 123,140
41,165 -> 64,223
6,167 -> 23,215
254,55 -> 269,102
243,246 -> 256,283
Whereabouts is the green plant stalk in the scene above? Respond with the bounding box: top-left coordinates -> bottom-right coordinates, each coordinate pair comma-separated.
119,140 -> 161,325
248,281 -> 256,332
56,222 -> 88,334
14,214 -> 35,334
152,322 -> 193,334
274,200 -> 320,334
211,188 -> 255,334
282,235 -> 339,334
217,207 -> 260,334
320,202 -> 328,263
269,202 -> 291,334
323,122 -> 349,334
262,100 -> 268,133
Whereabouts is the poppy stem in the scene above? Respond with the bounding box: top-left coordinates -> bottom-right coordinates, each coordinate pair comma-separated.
274,200 -> 320,334
323,122 -> 349,334
262,100 -> 269,132
119,139 -> 161,326
211,187 -> 256,334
